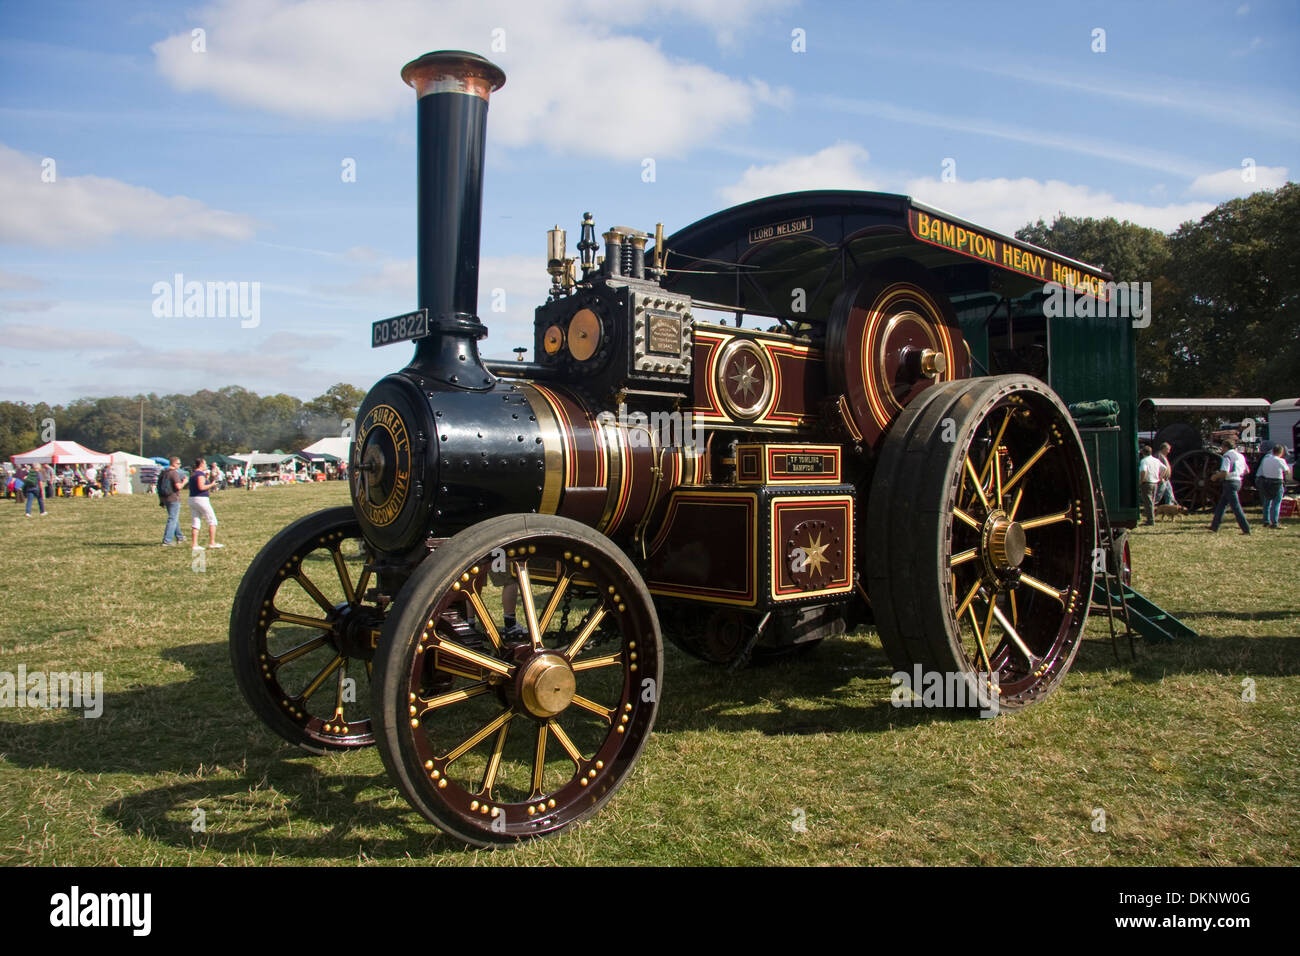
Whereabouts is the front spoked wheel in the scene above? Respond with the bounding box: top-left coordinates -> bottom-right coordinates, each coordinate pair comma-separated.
373,515 -> 662,846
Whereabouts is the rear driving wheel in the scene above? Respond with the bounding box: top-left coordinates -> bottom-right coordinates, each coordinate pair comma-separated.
867,376 -> 1096,711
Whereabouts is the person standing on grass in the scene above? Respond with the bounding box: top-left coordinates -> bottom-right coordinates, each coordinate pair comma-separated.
1155,441 -> 1177,505
1256,444 -> 1292,529
1137,444 -> 1164,525
189,457 -> 223,551
22,465 -> 47,516
159,457 -> 185,545
1209,439 -> 1251,535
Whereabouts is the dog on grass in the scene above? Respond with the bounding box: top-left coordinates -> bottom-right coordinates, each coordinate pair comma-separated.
1155,503 -> 1188,521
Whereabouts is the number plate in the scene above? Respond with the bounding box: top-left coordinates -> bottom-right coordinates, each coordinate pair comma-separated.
371,309 -> 429,348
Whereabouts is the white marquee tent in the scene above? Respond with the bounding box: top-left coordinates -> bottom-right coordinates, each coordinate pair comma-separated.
302,437 -> 352,459
109,450 -> 157,495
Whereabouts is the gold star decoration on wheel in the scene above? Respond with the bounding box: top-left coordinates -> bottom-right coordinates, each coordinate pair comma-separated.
729,359 -> 759,400
802,531 -> 830,577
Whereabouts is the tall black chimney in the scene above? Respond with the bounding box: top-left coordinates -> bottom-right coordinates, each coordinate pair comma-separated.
400,50 -> 506,388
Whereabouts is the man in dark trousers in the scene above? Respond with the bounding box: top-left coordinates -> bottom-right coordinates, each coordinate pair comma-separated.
1209,439 -> 1251,535
159,456 -> 186,545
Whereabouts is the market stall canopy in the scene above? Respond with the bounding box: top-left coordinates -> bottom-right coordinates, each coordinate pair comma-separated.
299,451 -> 341,463
111,450 -> 156,467
11,440 -> 111,465
302,437 -> 351,459
229,452 -> 297,467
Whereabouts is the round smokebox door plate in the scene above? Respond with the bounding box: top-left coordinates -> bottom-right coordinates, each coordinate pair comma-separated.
567,309 -> 602,362
353,404 -> 412,528
716,338 -> 773,421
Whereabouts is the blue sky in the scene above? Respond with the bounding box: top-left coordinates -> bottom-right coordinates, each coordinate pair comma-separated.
1,0 -> 1296,404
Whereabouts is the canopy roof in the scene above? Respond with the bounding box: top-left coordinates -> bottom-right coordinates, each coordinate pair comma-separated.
300,451 -> 341,462
11,440 -> 111,465
655,190 -> 1111,326
111,450 -> 157,467
230,452 -> 297,466
302,437 -> 351,459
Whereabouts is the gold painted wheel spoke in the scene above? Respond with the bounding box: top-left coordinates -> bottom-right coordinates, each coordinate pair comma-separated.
992,601 -> 1039,666
464,586 -> 503,651
530,722 -> 549,798
953,507 -> 981,531
331,548 -> 355,604
273,634 -> 329,666
978,598 -> 997,668
354,567 -> 373,605
570,695 -> 614,722
549,719 -> 583,767
444,709 -> 514,765
299,654 -> 345,702
571,653 -> 622,672
1008,485 -> 1026,520
1019,508 -> 1074,531
964,457 -> 990,511
967,603 -> 993,673
1018,573 -> 1067,606
296,572 -> 338,615
332,659 -> 347,720
954,577 -> 982,621
434,638 -> 514,679
515,562 -> 544,651
1004,440 -> 1052,493
949,548 -> 979,568
993,446 -> 1004,509
1010,589 -> 1019,628
537,570 -> 573,635
478,719 -> 511,797
272,611 -> 332,630
978,409 -> 1013,487
418,681 -> 490,715
564,605 -> 608,660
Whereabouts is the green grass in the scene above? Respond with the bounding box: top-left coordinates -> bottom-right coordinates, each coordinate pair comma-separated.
0,484 -> 1296,865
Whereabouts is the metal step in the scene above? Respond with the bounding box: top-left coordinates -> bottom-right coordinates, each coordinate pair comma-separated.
1091,580 -> 1198,643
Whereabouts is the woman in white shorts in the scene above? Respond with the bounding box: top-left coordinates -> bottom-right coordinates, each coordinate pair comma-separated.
189,457 -> 224,551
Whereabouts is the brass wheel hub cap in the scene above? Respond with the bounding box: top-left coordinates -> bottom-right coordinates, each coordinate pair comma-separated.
984,510 -> 1027,573
518,652 -> 576,718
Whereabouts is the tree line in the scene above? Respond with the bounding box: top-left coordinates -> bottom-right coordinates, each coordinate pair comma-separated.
1017,182 -> 1298,400
0,383 -> 365,462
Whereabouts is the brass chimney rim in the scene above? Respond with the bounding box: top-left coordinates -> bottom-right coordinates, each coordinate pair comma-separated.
401,50 -> 506,101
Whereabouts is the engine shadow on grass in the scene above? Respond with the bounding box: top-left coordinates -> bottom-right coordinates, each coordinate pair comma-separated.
1069,632 -> 1300,679
652,635 -> 992,736
0,641 -> 307,777
102,762 -> 477,860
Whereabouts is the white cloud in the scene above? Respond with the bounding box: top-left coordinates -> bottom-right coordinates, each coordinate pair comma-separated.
1186,164 -> 1289,199
0,143 -> 257,247
0,300 -> 56,313
718,141 -> 1233,234
718,143 -> 881,204
906,177 -> 1214,235
0,268 -> 45,291
151,0 -> 790,159
0,323 -> 138,350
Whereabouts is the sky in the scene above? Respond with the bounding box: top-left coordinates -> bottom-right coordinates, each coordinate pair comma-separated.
1,0 -> 1296,405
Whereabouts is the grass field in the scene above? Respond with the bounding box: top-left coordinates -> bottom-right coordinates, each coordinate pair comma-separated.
0,482 -> 1295,866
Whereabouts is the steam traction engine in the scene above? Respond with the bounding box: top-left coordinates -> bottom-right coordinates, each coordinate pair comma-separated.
231,51 -> 1136,846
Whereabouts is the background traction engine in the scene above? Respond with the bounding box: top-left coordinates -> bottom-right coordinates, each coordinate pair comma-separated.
230,50 -> 1099,847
